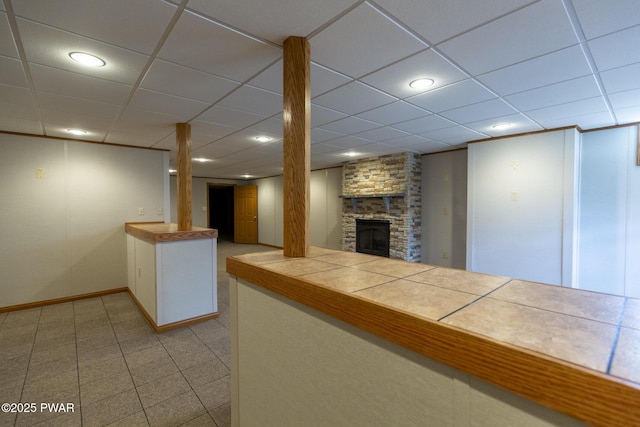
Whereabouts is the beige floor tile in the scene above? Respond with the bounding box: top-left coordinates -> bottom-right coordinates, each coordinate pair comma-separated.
193,375 -> 231,412
145,390 -> 207,427
136,372 -> 192,409
105,410 -> 149,427
80,371 -> 134,406
82,388 -> 142,427
129,356 -> 180,387
182,413 -> 218,426
210,403 -> 231,427
181,358 -> 230,388
124,343 -> 171,369
79,353 -> 129,385
119,333 -> 161,355
172,348 -> 218,371
16,385 -> 79,427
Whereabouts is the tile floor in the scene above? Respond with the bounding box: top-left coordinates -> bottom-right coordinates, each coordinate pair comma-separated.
0,240 -> 271,427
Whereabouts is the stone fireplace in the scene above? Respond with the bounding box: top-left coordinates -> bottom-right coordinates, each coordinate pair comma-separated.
341,152 -> 421,262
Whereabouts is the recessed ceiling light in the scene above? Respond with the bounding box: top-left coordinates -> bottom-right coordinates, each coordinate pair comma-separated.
192,157 -> 212,163
409,78 -> 435,90
242,174 -> 252,178
255,136 -> 272,142
67,128 -> 88,135
492,123 -> 512,130
168,169 -> 177,173
69,52 -> 106,67
344,151 -> 360,157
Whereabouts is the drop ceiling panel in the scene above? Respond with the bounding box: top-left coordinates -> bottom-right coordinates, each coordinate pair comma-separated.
439,99 -> 518,124
354,126 -> 409,142
37,92 -> 122,122
478,45 -> 592,96
0,116 -> 42,134
571,0 -> 640,40
0,12 -> 18,57
218,85 -> 282,116
12,0 -> 178,54
16,18 -> 150,85
107,129 -> 174,147
321,135 -> 373,149
356,101 -> 430,126
421,126 -> 485,144
361,49 -> 467,98
311,64 -> 352,98
406,79 -> 496,113
588,26 -> 640,71
311,105 -> 348,127
142,59 -> 240,103
30,64 -> 132,105
186,0 -> 358,44
375,0 -> 533,45
157,10 -> 281,82
247,60 -> 282,94
128,88 -> 210,120
465,114 -> 543,136
196,105 -> 267,129
608,89 -> 640,110
438,0 -> 578,75
526,97 -> 611,124
390,114 -> 454,134
313,81 -> 396,115
311,128 -> 344,143
0,84 -> 35,109
190,120 -> 238,140
600,62 -> 640,94
613,106 -> 640,124
505,75 -> 601,112
0,56 -> 28,87
310,2 -> 427,78
247,116 -> 284,139
317,116 -> 380,134
541,111 -> 614,130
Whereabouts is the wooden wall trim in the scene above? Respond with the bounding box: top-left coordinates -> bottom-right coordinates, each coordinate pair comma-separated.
0,287 -> 128,312
227,257 -> 640,427
0,130 -> 170,152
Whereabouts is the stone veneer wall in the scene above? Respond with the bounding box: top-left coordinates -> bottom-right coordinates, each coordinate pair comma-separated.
342,153 -> 421,262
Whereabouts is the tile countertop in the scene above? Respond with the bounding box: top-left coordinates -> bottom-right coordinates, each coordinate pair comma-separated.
227,247 -> 640,427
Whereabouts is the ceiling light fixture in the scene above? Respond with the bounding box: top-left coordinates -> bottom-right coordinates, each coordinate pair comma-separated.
409,78 -> 435,90
344,151 -> 360,157
169,169 -> 177,173
242,174 -> 252,179
492,123 -> 512,130
255,136 -> 272,142
192,157 -> 212,163
69,52 -> 106,67
67,128 -> 88,135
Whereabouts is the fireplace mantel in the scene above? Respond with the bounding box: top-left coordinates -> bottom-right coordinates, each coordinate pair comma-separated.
339,193 -> 404,214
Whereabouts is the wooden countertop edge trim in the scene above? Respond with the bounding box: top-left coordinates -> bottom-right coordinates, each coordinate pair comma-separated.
227,257 -> 640,427
125,223 -> 218,243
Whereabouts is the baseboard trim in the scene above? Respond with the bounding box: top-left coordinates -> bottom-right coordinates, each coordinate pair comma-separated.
0,288 -> 129,313
126,289 -> 218,333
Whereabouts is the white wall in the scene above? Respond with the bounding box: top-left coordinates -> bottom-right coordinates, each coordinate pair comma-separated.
0,133 -> 168,307
466,130 -> 580,286
255,168 -> 342,249
577,126 -> 640,298
421,150 -> 467,268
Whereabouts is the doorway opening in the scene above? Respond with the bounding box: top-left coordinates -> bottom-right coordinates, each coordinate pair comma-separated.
208,184 -> 235,241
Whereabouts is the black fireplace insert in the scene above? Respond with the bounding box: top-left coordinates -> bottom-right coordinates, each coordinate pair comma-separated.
355,219 -> 390,257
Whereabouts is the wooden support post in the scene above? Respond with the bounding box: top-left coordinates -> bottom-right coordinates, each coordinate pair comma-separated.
283,36 -> 311,257
176,123 -> 192,231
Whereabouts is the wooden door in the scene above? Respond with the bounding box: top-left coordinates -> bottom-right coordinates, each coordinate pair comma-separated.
234,185 -> 258,244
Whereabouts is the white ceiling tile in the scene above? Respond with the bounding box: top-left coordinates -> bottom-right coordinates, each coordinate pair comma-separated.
438,0 -> 578,75
464,114 -> 543,136
0,12 -> 18,58
0,56 -> 28,87
318,116 -> 380,134
186,0 -> 358,44
247,60 -> 282,94
190,120 -> 238,140
356,101 -> 430,126
543,111 -> 615,130
600,62 -> 640,93
572,0 -> 640,40
354,126 -> 409,142
37,91 -> 121,121
142,59 -> 240,104
406,79 -> 496,113
196,105 -> 267,128
375,0 -> 532,44
313,81 -> 396,115
311,63 -> 352,98
310,2 -> 427,78
361,49 -> 467,98
311,105 -> 348,127
0,84 -> 35,109
218,85 -> 282,116
0,116 -> 42,134
383,134 -> 435,149
247,116 -> 284,138
158,10 -> 281,81
321,135 -> 374,149
589,26 -> 640,71
526,97 -> 611,124
420,126 -> 485,144
504,75 -> 601,112
478,45 -> 592,96
31,64 -> 132,105
12,0 -> 178,54
390,114 -> 454,134
612,106 -> 640,124
311,128 -> 344,143
106,128 -> 174,147
439,99 -> 518,124
609,89 -> 640,111
16,18 -> 150,85
129,88 -> 209,120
